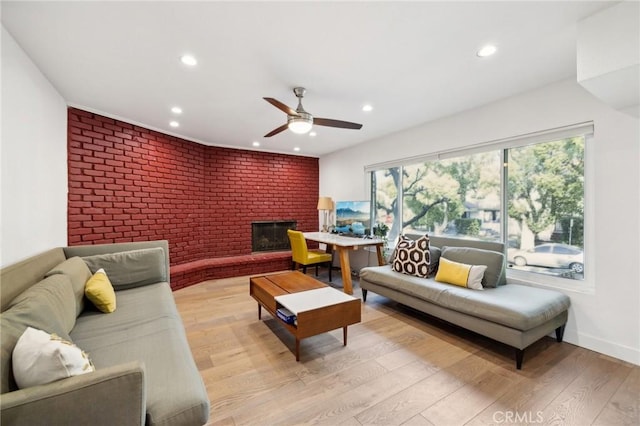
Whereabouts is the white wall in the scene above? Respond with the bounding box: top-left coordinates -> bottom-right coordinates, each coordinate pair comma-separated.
577,0 -> 639,116
1,26 -> 68,267
320,78 -> 640,365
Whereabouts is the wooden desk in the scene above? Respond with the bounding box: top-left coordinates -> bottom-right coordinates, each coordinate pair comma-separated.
303,232 -> 385,295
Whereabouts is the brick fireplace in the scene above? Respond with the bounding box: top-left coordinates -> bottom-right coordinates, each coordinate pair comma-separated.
252,221 -> 296,252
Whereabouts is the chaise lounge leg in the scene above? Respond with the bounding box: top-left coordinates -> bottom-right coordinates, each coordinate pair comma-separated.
362,289 -> 368,302
555,325 -> 566,342
515,348 -> 524,370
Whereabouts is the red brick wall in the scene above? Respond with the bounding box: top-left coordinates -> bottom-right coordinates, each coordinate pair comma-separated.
67,108 -> 319,285
205,147 -> 318,258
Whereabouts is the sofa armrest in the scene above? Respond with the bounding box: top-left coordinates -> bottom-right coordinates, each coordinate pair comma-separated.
1,361 -> 146,426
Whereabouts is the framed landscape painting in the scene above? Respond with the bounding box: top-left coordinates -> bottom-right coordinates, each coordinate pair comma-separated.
335,200 -> 371,235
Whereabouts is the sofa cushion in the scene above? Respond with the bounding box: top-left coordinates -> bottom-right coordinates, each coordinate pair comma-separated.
429,246 -> 442,264
435,257 -> 486,290
0,248 -> 67,312
45,256 -> 92,316
12,327 -> 94,389
9,274 -> 77,337
441,246 -> 506,288
359,265 -> 570,331
392,235 -> 432,278
85,269 -> 116,313
1,274 -> 76,393
82,247 -> 167,290
71,282 -> 210,426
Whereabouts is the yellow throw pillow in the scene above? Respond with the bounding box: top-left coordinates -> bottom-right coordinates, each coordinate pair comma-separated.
85,268 -> 116,313
435,257 -> 487,290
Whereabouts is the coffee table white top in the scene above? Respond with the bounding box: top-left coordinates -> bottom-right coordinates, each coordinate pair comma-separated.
275,287 -> 357,315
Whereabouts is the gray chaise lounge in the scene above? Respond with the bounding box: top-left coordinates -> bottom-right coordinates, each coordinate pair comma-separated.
359,236 -> 570,369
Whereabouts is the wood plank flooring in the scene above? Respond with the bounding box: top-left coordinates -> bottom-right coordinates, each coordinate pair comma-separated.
173,272 -> 639,426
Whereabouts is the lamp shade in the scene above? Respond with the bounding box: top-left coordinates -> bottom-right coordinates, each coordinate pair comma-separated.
317,196 -> 333,210
288,117 -> 313,134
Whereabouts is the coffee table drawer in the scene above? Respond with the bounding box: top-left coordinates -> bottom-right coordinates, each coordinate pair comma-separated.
250,277 -> 287,314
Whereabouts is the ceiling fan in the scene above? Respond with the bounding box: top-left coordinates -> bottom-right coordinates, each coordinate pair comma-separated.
263,87 -> 363,137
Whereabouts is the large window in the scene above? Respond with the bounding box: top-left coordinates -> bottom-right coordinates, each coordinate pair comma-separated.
370,131 -> 587,282
506,137 -> 585,279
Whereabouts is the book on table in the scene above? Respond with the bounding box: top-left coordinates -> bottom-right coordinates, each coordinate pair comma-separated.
276,307 -> 297,325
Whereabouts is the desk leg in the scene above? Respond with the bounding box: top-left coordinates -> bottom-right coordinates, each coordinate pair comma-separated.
375,244 -> 385,265
337,247 -> 353,294
295,338 -> 300,362
343,326 -> 348,346
258,304 -> 262,320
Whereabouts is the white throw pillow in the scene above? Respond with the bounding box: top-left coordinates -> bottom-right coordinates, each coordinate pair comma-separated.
12,327 -> 94,389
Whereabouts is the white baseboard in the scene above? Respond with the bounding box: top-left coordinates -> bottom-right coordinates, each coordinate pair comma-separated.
563,327 -> 640,366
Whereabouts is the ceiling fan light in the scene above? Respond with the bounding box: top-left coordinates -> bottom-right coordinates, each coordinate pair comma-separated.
180,54 -> 197,66
287,116 -> 313,134
477,45 -> 497,57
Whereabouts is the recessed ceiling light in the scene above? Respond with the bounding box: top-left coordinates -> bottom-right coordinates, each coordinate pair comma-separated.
180,54 -> 197,66
252,141 -> 260,147
171,106 -> 182,114
477,45 -> 497,57
169,121 -> 179,128
309,131 -> 317,137
362,104 -> 373,112
293,147 -> 300,152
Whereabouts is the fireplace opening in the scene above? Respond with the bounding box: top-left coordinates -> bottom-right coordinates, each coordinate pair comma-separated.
252,221 -> 297,252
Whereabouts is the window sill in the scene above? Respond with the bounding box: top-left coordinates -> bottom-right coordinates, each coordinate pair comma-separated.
506,268 -> 595,295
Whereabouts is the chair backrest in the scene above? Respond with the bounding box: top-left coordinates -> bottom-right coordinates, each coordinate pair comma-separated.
287,230 -> 308,264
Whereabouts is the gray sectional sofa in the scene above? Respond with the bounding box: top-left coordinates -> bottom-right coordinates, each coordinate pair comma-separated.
0,240 -> 209,426
360,236 -> 571,369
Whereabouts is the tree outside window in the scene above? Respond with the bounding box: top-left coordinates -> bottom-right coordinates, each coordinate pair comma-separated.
507,137 -> 584,278
371,136 -> 585,281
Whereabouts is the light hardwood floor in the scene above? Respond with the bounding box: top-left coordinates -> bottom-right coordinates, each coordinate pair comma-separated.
173,272 -> 639,426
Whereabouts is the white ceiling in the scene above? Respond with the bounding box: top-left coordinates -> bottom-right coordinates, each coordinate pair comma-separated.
1,1 -> 616,157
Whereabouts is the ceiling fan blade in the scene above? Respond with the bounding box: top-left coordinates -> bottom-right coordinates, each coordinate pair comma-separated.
264,123 -> 289,138
263,97 -> 299,116
314,118 -> 363,130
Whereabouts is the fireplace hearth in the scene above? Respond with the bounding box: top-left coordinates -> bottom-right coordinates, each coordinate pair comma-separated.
252,221 -> 297,252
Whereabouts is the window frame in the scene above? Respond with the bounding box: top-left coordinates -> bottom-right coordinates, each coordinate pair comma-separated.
366,123 -> 594,293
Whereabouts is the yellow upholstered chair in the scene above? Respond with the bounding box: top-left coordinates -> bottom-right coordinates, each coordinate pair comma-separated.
287,230 -> 332,281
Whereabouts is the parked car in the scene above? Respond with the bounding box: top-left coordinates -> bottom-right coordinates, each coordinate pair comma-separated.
508,243 -> 584,273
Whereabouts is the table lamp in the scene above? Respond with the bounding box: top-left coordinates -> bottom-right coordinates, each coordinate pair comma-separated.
317,196 -> 334,232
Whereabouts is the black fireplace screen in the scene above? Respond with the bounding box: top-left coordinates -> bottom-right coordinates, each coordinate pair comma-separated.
252,221 -> 297,252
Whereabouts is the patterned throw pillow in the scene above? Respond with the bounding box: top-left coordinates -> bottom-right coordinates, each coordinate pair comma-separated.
392,235 -> 432,278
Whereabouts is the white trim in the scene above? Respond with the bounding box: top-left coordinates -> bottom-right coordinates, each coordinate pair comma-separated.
365,153 -> 438,173
364,121 -> 594,172
507,270 -> 594,295
563,328 -> 640,366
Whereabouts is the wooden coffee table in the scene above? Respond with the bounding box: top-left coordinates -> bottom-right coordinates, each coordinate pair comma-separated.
249,271 -> 361,361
